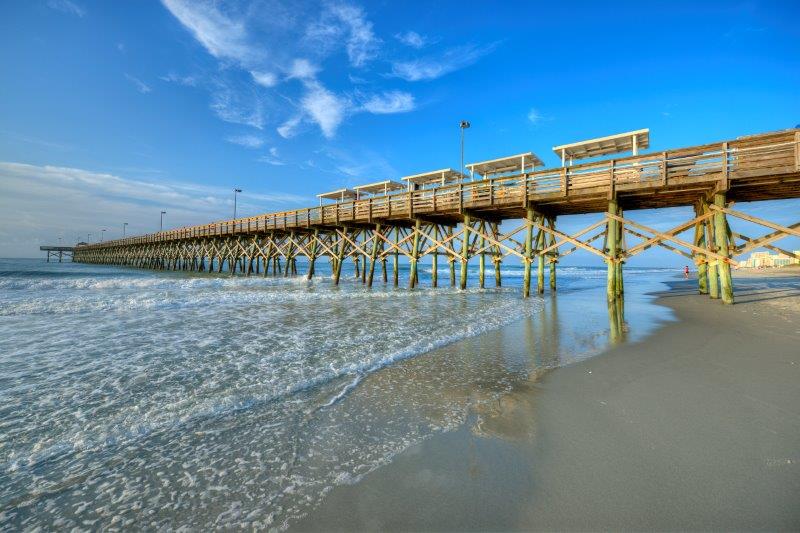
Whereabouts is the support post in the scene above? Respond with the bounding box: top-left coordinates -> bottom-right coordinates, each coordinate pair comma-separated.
393,227 -> 399,287
307,229 -> 318,279
606,199 -> 618,302
460,214 -> 470,290
409,219 -> 421,289
333,230 -> 346,285
536,220 -> 545,294
714,192 -> 735,304
693,204 -> 708,294
478,221 -> 486,289
548,217 -> 557,291
431,226 -> 438,288
367,224 -> 381,287
705,201 -> 720,299
523,207 -> 534,297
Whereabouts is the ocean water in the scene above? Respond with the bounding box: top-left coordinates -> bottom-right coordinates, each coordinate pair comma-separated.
0,258 -> 674,530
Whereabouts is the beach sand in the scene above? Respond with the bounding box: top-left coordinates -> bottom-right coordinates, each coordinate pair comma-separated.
293,273 -> 800,531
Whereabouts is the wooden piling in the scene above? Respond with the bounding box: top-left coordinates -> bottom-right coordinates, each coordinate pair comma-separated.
478,221 -> 486,289
536,219 -> 545,295
460,214 -> 470,290
523,206 -> 534,298
431,226 -> 438,288
307,229 -> 318,279
606,199 -> 618,302
393,227 -> 399,287
333,231 -> 345,285
367,224 -> 381,287
548,217 -> 557,291
704,201 -> 720,299
693,204 -> 708,294
409,219 -> 421,289
714,192 -> 734,304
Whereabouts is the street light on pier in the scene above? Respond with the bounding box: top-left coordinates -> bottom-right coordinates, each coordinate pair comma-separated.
460,120 -> 470,180
101,229 -> 106,242
87,233 -> 92,243
160,211 -> 167,231
233,188 -> 242,219
123,222 -> 128,237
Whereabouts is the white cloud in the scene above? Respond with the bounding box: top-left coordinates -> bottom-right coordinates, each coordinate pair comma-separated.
226,134 -> 265,148
47,0 -> 85,17
395,31 -> 427,49
210,83 -> 264,129
250,70 -> 277,87
124,73 -> 152,94
361,91 -> 415,114
301,80 -> 347,138
319,146 -> 397,180
391,42 -> 499,81
258,147 -> 286,166
277,116 -> 302,139
160,72 -> 197,86
286,58 -> 320,80
0,162 -> 308,256
160,0 -> 263,68
306,2 -> 380,68
527,108 -> 542,124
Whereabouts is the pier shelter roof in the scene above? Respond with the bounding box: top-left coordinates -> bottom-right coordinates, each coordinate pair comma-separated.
401,168 -> 466,189
353,180 -> 405,197
317,188 -> 357,204
467,152 -> 544,178
553,128 -> 649,164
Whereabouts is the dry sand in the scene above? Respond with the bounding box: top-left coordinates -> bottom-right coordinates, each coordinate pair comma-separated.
294,274 -> 800,531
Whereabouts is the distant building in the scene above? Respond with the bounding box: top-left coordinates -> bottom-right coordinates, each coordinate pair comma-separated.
739,250 -> 800,268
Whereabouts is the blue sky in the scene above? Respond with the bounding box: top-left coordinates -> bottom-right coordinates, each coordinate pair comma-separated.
0,0 -> 798,262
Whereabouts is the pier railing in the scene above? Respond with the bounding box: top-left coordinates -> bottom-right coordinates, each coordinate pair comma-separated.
80,129 -> 799,249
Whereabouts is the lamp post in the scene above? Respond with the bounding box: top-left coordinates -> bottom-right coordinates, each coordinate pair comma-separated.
123,222 -> 128,237
460,120 -> 470,180
233,188 -> 242,219
101,229 -> 106,242
160,211 -> 166,231
87,233 -> 92,243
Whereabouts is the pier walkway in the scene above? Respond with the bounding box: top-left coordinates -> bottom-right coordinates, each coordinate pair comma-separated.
74,128 -> 800,313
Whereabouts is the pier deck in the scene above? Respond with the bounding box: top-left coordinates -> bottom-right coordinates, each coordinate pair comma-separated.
74,127 -> 800,319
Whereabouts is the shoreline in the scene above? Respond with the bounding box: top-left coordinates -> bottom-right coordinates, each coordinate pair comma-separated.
293,273 -> 800,531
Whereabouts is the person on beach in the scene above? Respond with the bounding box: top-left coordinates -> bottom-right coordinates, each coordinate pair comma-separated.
684,265 -> 689,279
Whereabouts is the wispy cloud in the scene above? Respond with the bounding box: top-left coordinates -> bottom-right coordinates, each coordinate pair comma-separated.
395,31 -> 428,49
250,70 -> 277,88
258,147 -> 286,166
47,0 -> 85,17
319,145 -> 397,181
300,80 -> 348,138
391,42 -> 499,81
1,131 -> 75,152
124,73 -> 152,94
209,81 -> 264,129
0,161 -> 308,256
306,2 -> 380,68
527,108 -> 542,124
277,115 -> 302,139
226,134 -> 264,148
160,0 -> 263,68
361,91 -> 415,114
161,72 -> 197,86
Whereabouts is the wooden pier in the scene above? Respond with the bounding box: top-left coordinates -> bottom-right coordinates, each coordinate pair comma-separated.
40,246 -> 75,262
74,128 -> 800,307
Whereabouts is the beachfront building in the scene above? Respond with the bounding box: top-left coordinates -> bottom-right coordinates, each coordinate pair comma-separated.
739,250 -> 800,268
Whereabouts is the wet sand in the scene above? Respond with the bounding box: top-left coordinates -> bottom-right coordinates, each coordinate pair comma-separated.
294,275 -> 800,531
